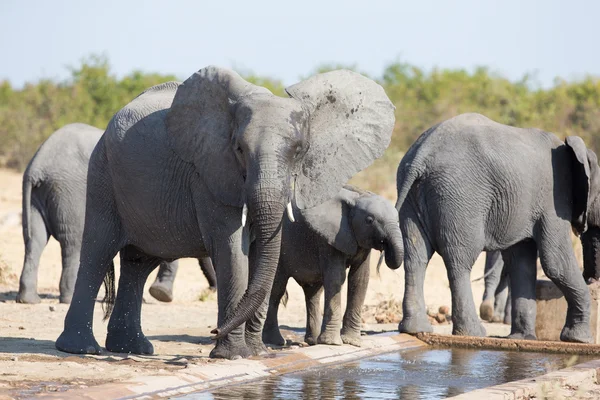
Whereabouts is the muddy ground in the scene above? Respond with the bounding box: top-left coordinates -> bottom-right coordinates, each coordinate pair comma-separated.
0,167 -> 526,397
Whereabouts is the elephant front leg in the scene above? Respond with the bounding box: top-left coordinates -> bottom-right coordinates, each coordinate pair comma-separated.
209,231 -> 253,359
480,251 -> 503,322
341,254 -> 370,347
318,250 -> 346,346
106,247 -> 160,355
149,260 -> 179,302
303,283 -> 324,345
262,269 -> 289,346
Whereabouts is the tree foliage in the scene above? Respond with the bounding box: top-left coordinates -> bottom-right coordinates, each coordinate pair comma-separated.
1,54 -> 600,191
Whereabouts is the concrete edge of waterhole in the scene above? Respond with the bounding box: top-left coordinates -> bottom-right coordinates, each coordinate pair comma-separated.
15,333 -> 600,400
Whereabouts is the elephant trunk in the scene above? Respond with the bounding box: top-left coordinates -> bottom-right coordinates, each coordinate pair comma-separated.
581,227 -> 600,282
383,222 -> 404,270
212,171 -> 286,339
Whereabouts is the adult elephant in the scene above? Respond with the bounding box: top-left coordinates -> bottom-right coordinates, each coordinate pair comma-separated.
55,66 -> 395,359
395,113 -> 599,343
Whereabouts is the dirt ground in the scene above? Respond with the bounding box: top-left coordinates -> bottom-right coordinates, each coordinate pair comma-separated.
0,167 -> 516,397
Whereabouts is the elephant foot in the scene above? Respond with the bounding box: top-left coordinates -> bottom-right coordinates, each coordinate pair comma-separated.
16,291 -> 41,304
399,315 -> 433,334
59,295 -> 72,304
341,330 -> 362,347
507,332 -> 536,340
452,322 -> 486,337
317,330 -> 343,346
304,334 -> 319,346
245,332 -> 269,356
210,339 -> 252,360
560,324 -> 592,343
262,328 -> 286,346
56,329 -> 102,355
479,300 -> 494,322
105,329 -> 154,355
148,282 -> 174,303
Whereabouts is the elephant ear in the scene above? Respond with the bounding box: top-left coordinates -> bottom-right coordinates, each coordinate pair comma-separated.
566,136 -> 591,234
297,187 -> 359,256
286,70 -> 395,209
166,66 -> 271,206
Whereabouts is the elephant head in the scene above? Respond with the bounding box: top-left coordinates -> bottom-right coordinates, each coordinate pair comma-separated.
565,136 -> 600,282
298,185 -> 403,269
166,67 -> 395,337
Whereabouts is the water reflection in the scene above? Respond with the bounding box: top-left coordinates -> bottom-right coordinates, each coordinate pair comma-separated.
185,348 -> 591,400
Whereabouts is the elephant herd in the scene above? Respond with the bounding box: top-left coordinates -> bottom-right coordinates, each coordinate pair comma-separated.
9,66 -> 600,360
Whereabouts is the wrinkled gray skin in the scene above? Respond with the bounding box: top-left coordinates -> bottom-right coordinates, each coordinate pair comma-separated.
18,123 -> 102,304
17,123 -> 189,305
55,66 -> 395,359
149,257 -> 216,302
262,186 -> 403,347
479,251 -> 511,325
396,113 -> 600,343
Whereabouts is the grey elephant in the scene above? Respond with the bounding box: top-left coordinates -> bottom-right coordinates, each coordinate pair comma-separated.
478,251 -> 511,324
18,123 -> 102,304
17,123 -> 215,305
395,113 -> 598,343
55,66 -> 395,359
263,185 -> 403,347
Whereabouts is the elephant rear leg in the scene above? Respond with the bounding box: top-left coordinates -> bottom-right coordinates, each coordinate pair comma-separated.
399,205 -> 434,334
262,269 -> 290,346
17,206 -> 49,304
504,240 -> 537,339
58,241 -> 81,304
537,224 -> 592,343
105,246 -> 160,355
149,260 -> 179,302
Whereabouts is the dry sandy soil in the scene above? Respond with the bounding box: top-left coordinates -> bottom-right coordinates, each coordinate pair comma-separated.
0,167 -> 517,397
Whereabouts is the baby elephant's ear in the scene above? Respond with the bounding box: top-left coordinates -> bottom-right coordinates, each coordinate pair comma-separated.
565,136 -> 591,234
296,188 -> 359,256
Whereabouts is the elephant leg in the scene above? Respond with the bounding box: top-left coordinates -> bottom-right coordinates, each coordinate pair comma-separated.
55,167 -> 123,355
105,246 -> 159,354
537,225 -> 592,343
503,287 -> 512,325
17,206 -> 49,304
492,271 -> 509,323
443,248 -> 486,337
262,267 -> 289,346
209,230 -> 252,360
317,250 -> 346,346
480,251 -> 503,322
149,260 -> 179,302
58,241 -> 80,304
399,205 -> 434,334
303,283 -> 324,345
341,254 -> 370,347
504,240 -> 537,340
199,256 -> 217,290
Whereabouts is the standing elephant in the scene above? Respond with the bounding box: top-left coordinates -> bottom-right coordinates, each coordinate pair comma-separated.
478,251 -> 511,324
16,123 -> 209,305
395,113 -> 598,343
18,123 -> 102,304
55,66 -> 395,359
263,185 -> 403,347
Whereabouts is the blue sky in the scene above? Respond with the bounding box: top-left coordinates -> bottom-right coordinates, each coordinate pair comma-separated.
1,0 -> 598,88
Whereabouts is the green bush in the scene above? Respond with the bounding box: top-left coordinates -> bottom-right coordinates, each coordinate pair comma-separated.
1,54 -> 599,194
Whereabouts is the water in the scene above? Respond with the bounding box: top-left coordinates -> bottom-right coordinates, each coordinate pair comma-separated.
180,348 -> 592,399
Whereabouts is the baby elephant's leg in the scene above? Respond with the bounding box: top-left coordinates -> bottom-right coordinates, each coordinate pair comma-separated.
318,250 -> 347,346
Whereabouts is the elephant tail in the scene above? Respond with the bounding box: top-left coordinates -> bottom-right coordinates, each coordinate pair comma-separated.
471,264 -> 496,283
394,159 -> 425,213
21,174 -> 38,242
281,289 -> 289,307
101,261 -> 116,321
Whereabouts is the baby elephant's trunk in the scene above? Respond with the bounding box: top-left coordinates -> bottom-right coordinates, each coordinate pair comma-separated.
383,223 -> 404,270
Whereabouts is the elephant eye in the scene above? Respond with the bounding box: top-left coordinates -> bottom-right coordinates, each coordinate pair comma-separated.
366,216 -> 374,225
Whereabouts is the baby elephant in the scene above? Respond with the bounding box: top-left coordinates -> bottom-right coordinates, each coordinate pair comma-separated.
263,186 -> 404,347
